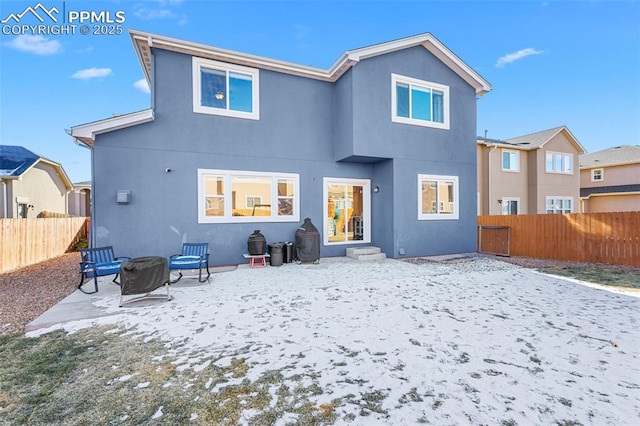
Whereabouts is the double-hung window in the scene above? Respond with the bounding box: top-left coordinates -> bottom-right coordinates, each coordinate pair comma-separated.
502,150 -> 519,172
192,57 -> 259,120
546,197 -> 573,214
418,174 -> 459,220
545,151 -> 573,174
392,74 -> 449,129
591,168 -> 604,182
198,169 -> 298,223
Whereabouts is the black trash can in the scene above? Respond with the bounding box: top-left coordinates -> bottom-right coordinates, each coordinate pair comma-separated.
268,243 -> 284,266
282,241 -> 294,263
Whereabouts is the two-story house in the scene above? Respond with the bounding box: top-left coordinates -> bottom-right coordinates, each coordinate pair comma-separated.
69,30 -> 491,265
477,126 -> 585,215
579,145 -> 640,212
0,145 -> 73,218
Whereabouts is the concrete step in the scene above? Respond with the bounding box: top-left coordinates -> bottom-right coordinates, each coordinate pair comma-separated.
346,246 -> 381,258
352,253 -> 387,261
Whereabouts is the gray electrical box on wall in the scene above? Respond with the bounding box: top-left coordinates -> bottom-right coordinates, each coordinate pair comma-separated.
117,190 -> 131,204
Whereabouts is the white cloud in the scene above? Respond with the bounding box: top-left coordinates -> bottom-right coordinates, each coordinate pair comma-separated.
71,67 -> 113,80
4,34 -> 61,55
496,48 -> 545,67
134,78 -> 151,94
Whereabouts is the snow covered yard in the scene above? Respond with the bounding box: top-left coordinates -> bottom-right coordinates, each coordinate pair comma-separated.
28,256 -> 640,425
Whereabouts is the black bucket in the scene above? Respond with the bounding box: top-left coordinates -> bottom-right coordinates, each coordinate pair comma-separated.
268,243 -> 284,266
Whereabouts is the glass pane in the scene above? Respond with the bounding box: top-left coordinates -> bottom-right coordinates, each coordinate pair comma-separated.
411,86 -> 431,121
440,181 -> 454,214
563,155 -> 572,173
422,181 -> 438,214
347,185 -> 363,241
205,197 -> 224,216
328,184 -> 345,242
396,83 -> 409,118
278,179 -> 294,197
231,175 -> 272,217
204,175 -> 224,195
554,155 -> 562,172
229,71 -> 253,113
432,90 -> 444,123
502,152 -> 510,170
278,198 -> 293,216
546,153 -> 553,172
201,68 -> 226,109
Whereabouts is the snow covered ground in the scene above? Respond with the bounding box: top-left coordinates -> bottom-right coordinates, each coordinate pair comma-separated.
28,256 -> 640,425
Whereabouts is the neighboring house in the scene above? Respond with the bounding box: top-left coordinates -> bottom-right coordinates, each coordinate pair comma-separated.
579,145 -> 640,212
67,181 -> 92,217
477,126 -> 586,215
69,30 -> 492,265
0,145 -> 73,218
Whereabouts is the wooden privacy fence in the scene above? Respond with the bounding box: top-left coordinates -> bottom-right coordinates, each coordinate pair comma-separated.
478,212 -> 640,267
0,217 -> 89,274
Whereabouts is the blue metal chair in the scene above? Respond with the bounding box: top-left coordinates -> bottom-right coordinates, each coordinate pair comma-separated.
168,243 -> 211,283
79,246 -> 130,294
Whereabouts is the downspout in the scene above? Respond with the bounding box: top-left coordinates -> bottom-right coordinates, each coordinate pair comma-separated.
69,133 -> 96,247
488,143 -> 498,215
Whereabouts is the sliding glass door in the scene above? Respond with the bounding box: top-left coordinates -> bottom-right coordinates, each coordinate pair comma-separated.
323,178 -> 370,245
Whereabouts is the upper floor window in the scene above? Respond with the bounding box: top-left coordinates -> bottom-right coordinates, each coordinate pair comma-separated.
192,57 -> 260,120
545,151 -> 573,174
591,168 -> 604,182
418,174 -> 459,220
392,74 -> 449,130
198,169 -> 298,223
502,150 -> 520,172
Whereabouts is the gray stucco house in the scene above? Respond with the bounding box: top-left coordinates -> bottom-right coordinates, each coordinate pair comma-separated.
69,30 -> 491,265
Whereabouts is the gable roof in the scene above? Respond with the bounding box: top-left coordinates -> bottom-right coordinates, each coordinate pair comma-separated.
0,145 -> 73,190
580,145 -> 640,169
130,29 -> 492,96
477,126 -> 586,154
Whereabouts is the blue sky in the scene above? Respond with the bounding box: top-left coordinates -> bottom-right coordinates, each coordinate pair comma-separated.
1,0 -> 639,183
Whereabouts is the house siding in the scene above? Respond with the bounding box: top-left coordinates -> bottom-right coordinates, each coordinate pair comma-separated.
10,164 -> 68,217
90,44 -> 481,264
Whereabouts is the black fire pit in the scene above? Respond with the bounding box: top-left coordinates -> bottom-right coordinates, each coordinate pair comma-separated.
119,256 -> 171,307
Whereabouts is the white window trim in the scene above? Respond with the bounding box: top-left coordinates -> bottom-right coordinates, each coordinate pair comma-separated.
197,169 -> 298,223
591,168 -> 604,182
501,196 -> 520,215
391,73 -> 450,130
418,174 -> 459,220
323,177 -> 371,246
545,151 -> 574,175
192,57 -> 260,120
501,149 -> 520,172
545,196 -> 574,214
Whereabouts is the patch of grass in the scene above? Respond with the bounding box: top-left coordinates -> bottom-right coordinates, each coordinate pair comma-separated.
538,266 -> 640,289
0,327 -> 343,426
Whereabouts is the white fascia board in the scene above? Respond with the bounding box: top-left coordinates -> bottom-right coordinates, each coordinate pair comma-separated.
129,29 -> 492,92
70,109 -> 154,146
